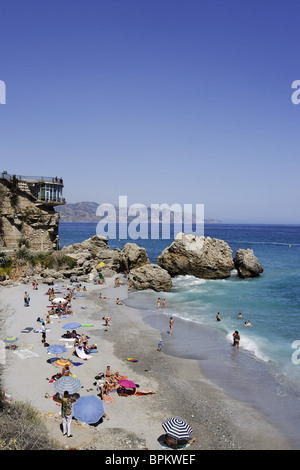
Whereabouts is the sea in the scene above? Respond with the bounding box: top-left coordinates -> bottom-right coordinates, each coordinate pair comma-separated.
59,222 -> 300,448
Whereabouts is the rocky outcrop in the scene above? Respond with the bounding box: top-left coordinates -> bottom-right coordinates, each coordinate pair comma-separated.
157,233 -> 234,279
0,179 -> 60,251
61,237 -> 151,280
119,243 -> 150,272
61,235 -> 121,279
129,264 -> 172,292
233,249 -> 264,278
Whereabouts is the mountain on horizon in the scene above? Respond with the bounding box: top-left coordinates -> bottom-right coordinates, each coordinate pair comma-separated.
56,201 -> 222,224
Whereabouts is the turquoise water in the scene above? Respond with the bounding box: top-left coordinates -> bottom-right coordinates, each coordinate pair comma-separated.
59,222 -> 300,374
59,222 -> 300,447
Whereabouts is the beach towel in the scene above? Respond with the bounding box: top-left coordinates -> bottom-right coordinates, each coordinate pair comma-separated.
12,349 -> 39,360
75,346 -> 92,359
21,327 -> 33,333
158,436 -> 190,450
103,394 -> 115,403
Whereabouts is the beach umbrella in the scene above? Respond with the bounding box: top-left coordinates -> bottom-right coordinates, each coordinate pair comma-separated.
52,297 -> 67,304
62,322 -> 82,330
54,376 -> 81,395
73,395 -> 105,424
162,417 -> 193,440
53,358 -> 73,369
47,344 -> 67,354
4,336 -> 18,343
3,336 -> 18,349
118,379 -> 136,389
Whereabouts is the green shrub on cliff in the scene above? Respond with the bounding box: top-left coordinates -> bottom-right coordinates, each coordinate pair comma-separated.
39,252 -> 77,270
0,252 -> 13,275
0,401 -> 60,450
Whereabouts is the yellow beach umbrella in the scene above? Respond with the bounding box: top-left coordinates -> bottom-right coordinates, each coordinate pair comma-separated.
53,359 -> 72,369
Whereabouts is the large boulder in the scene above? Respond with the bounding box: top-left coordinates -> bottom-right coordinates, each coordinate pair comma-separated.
157,233 -> 234,279
233,249 -> 264,278
129,264 -> 172,292
61,235 -> 121,278
119,243 -> 150,272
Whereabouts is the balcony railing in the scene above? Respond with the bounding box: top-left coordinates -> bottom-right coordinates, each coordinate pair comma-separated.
1,172 -> 64,184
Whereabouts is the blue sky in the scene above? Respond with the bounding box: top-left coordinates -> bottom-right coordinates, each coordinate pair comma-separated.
0,0 -> 299,223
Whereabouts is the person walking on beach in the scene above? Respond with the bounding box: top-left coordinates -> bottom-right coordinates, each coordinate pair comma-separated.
24,291 -> 28,307
60,391 -> 75,437
233,331 -> 240,349
157,298 -> 160,310
162,299 -> 166,308
216,312 -> 221,321
41,322 -> 46,344
169,317 -> 174,335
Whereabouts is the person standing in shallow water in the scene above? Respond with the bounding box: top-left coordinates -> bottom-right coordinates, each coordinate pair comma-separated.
169,317 -> 174,335
233,331 -> 240,349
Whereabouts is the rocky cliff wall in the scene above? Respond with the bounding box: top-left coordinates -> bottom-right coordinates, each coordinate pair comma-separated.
0,179 -> 60,251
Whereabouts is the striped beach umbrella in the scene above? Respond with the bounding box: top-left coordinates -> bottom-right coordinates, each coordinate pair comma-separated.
162,417 -> 193,440
54,375 -> 81,395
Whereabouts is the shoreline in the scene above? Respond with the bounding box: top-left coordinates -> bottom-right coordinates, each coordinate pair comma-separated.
0,277 -> 292,450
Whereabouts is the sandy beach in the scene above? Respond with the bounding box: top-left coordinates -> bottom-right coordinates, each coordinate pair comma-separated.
0,275 -> 292,451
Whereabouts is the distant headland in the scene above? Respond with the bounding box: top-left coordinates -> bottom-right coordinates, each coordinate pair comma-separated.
56,201 -> 223,224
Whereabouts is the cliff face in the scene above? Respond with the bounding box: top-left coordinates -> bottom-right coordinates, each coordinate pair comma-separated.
0,179 -> 60,251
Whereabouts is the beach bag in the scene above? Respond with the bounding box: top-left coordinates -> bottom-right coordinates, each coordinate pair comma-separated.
94,373 -> 104,380
117,386 -> 134,397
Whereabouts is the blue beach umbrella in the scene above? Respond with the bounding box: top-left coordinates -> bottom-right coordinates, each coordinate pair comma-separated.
73,395 -> 105,424
62,322 -> 82,330
47,344 -> 67,354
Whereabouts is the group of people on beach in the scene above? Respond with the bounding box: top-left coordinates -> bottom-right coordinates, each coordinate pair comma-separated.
157,298 -> 166,309
21,274 -> 195,448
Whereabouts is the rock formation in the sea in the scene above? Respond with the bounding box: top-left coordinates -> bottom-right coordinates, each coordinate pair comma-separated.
128,264 -> 172,292
0,178 -> 60,250
233,249 -> 264,278
119,243 -> 150,272
157,232 -> 234,279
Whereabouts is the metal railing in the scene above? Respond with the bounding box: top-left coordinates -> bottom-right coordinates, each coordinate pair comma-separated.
1,172 -> 64,184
